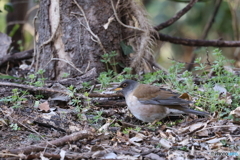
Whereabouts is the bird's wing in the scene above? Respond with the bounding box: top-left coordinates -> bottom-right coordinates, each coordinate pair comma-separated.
133,84 -> 190,105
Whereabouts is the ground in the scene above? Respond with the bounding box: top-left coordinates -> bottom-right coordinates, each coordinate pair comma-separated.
0,78 -> 239,160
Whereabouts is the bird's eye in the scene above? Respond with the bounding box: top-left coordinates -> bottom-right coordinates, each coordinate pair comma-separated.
122,83 -> 128,87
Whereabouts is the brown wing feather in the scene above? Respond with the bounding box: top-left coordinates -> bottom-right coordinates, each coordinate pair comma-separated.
133,84 -> 189,105
132,84 -> 208,115
133,84 -> 179,100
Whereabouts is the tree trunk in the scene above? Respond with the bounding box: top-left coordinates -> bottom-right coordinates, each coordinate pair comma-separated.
36,0 -> 157,80
7,0 -> 28,52
36,0 -> 123,80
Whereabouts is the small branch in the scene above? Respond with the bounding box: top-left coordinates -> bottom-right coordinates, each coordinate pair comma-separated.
0,81 -> 124,101
154,0 -> 199,31
50,58 -> 83,74
0,49 -> 33,67
94,99 -> 126,108
7,130 -> 94,154
0,82 -> 88,99
31,9 -> 39,70
157,33 -> 240,47
201,0 -> 222,39
228,0 -> 240,40
168,57 -> 211,66
187,0 -> 222,71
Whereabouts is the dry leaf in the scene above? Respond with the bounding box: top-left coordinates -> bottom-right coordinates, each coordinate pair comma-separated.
38,101 -> 50,112
145,153 -> 164,160
104,152 -> 117,159
159,138 -> 172,149
189,122 -> 204,132
178,138 -> 189,146
230,107 -> 240,118
60,149 -> 66,160
179,93 -> 190,100
206,137 -> 226,144
197,129 -> 209,137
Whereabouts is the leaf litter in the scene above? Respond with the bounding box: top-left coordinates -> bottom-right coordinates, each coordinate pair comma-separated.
0,82 -> 239,160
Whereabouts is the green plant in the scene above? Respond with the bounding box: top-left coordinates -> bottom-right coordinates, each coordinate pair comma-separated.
34,69 -> 46,87
147,121 -> 163,129
97,70 -> 114,89
17,40 -> 24,51
220,139 -> 229,147
193,49 -> 240,115
35,94 -> 44,99
9,24 -> 20,37
10,123 -> 20,131
0,88 -> 28,108
61,72 -> 70,78
27,73 -> 36,85
89,110 -> 103,124
26,70 -> 46,100
28,134 -> 41,141
68,85 -> 87,120
156,144 -> 161,148
101,51 -> 118,72
4,3 -> 14,12
142,69 -> 165,84
122,128 -> 131,134
114,67 -> 139,82
82,82 -> 91,90
138,49 -> 239,118
27,69 -> 46,87
179,146 -> 189,151
122,126 -> 141,134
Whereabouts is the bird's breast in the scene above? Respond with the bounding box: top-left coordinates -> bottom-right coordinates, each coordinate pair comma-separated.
125,93 -> 169,122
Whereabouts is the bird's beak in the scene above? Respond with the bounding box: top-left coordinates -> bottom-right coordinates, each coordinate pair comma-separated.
113,87 -> 122,91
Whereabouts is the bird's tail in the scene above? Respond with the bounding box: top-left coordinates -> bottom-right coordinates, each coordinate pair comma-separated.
183,108 -> 209,116
167,105 -> 209,116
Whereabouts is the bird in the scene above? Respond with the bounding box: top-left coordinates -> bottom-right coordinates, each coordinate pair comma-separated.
114,79 -> 209,122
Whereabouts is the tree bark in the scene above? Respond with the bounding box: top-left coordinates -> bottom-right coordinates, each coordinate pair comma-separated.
36,0 -> 123,80
7,0 -> 28,52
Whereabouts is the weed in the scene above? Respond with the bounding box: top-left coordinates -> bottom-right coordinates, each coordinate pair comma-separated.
97,71 -> 114,89
156,144 -> 161,148
82,82 -> 91,90
28,134 -> 41,141
0,89 -> 28,108
61,72 -> 70,78
68,85 -> 90,120
88,110 -> 103,124
95,48 -> 239,118
122,126 -> 141,134
27,69 -> 46,87
220,139 -> 229,147
179,146 -> 189,151
10,123 -> 20,131
160,49 -> 240,116
101,51 -> 118,72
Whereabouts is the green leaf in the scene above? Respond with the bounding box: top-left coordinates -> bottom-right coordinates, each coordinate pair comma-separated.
4,3 -> 14,12
9,24 -> 20,37
120,41 -> 133,55
0,74 -> 20,80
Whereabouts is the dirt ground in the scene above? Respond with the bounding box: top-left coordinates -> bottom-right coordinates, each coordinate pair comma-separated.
0,80 -> 240,160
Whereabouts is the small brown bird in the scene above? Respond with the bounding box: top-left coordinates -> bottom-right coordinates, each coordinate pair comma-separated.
114,80 -> 209,122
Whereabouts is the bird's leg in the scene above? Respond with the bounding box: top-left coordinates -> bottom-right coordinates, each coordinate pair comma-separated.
150,119 -> 160,125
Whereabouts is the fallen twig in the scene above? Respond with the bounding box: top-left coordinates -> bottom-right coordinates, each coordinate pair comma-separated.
7,130 -> 94,155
